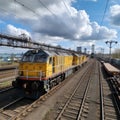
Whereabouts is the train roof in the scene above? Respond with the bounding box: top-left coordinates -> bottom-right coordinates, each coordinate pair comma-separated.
32,48 -> 74,56
27,48 -> 84,57
72,53 -> 80,56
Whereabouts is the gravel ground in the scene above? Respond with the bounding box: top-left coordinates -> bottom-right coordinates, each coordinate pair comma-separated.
23,61 -> 91,120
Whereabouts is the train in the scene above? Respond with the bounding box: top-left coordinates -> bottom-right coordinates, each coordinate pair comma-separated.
103,62 -> 120,76
12,48 -> 88,99
90,53 -> 95,58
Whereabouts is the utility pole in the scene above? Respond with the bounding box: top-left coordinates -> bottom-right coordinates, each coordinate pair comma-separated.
105,40 -> 117,58
91,44 -> 95,54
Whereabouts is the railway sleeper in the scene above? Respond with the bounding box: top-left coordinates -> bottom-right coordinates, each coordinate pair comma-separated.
67,105 -> 80,111
62,112 -> 77,119
69,102 -> 80,108
65,109 -> 79,115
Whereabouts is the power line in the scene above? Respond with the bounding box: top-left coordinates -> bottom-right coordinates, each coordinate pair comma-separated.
14,0 -> 66,28
0,5 -> 33,35
62,1 -> 71,16
38,0 -> 57,17
14,0 -> 39,16
62,1 -> 74,23
100,0 -> 110,25
1,0 -> 72,41
37,0 -> 70,34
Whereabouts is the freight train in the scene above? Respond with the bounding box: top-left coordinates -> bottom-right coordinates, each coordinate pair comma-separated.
103,62 -> 120,76
12,48 -> 88,99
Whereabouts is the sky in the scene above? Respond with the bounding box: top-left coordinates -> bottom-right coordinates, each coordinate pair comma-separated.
0,0 -> 120,54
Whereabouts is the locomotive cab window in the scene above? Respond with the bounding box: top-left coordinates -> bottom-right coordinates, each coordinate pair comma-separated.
34,54 -> 47,62
21,50 -> 48,62
22,54 -> 34,62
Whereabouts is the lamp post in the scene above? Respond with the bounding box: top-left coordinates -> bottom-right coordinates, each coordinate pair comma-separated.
105,40 -> 117,59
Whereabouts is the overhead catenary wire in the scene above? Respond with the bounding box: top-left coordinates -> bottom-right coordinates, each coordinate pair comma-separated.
38,0 -> 57,17
4,0 -> 70,46
15,0 -> 66,25
62,1 -> 74,23
14,0 -> 40,16
0,0 -> 67,32
39,0 -> 75,26
100,0 -> 110,25
0,0 -> 76,49
0,4 -> 33,36
37,0 -> 71,36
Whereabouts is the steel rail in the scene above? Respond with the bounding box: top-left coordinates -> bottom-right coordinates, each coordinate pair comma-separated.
10,62 -> 89,120
56,62 -> 94,120
98,62 -> 105,120
0,97 -> 24,111
109,77 -> 120,114
0,86 -> 14,94
77,65 -> 93,120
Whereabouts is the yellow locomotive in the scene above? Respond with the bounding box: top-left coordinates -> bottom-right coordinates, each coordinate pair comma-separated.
12,48 -> 87,99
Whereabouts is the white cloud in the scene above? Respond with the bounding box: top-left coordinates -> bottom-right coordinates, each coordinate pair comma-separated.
0,0 -> 118,49
110,4 -> 120,26
7,24 -> 31,38
0,46 -> 28,53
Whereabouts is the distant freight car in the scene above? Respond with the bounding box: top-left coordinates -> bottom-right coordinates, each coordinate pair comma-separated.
12,48 -> 87,99
103,62 -> 120,76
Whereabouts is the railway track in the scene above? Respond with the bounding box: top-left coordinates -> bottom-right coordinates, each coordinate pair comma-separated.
0,69 -> 18,89
10,64 -> 90,120
0,82 -> 34,120
109,77 -> 120,111
0,62 -> 89,120
99,62 -> 119,120
0,69 -> 18,82
0,86 -> 14,93
0,65 -> 18,71
49,59 -> 119,120
0,60 -> 119,120
55,60 -> 95,120
0,97 -> 33,120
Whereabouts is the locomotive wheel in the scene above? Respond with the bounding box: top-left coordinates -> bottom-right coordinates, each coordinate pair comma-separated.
31,82 -> 39,90
32,91 -> 40,99
12,81 -> 17,88
61,73 -> 65,80
49,81 -> 54,89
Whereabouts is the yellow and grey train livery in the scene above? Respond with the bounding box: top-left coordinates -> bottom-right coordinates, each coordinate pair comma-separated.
12,48 -> 87,99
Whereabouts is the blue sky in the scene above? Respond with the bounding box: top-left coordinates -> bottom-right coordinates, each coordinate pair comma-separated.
0,0 -> 120,54
73,0 -> 107,23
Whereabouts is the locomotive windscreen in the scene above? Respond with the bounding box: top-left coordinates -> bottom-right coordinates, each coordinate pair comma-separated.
21,50 -> 48,62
